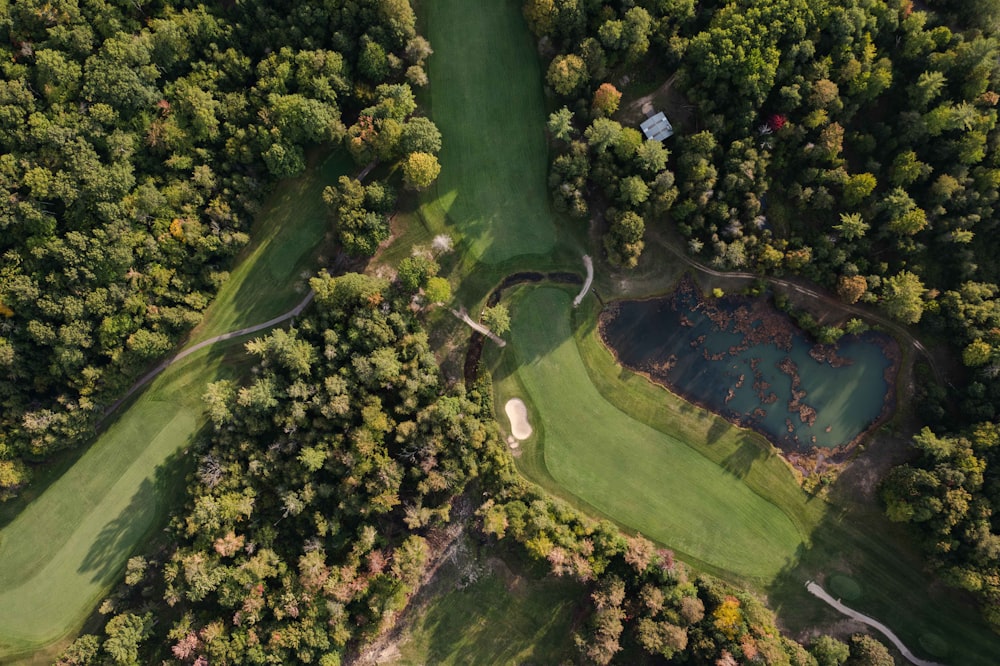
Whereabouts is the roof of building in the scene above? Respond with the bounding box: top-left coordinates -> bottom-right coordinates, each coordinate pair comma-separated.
640,112 -> 674,141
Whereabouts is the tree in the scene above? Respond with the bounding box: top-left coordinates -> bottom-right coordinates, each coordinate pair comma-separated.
424,277 -> 451,304
402,152 -> 441,190
843,173 -> 877,207
399,117 -> 442,154
546,55 -> 587,96
103,613 -> 153,665
837,275 -> 868,304
881,271 -> 926,324
482,304 -> 511,335
592,83 -> 622,117
834,212 -> 869,241
847,634 -> 893,666
963,339 -> 993,367
811,635 -> 850,666
635,140 -> 669,175
548,107 -> 576,142
605,211 -> 645,268
396,255 -> 439,291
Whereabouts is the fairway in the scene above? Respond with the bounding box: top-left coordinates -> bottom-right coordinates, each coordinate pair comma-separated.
0,345 -> 239,657
505,287 -> 803,578
424,0 -> 556,264
0,153 -> 350,660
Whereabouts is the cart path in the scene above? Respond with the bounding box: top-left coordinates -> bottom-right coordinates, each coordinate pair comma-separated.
102,290 -> 315,419
806,581 -> 945,666
573,255 -> 593,307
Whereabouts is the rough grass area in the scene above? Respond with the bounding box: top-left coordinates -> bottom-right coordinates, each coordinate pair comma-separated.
391,552 -> 580,665
497,286 -> 803,579
0,152 -> 351,661
423,0 -> 556,264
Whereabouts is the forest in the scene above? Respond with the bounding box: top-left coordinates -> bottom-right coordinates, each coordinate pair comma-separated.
0,0 -> 440,496
3,0 -> 1000,664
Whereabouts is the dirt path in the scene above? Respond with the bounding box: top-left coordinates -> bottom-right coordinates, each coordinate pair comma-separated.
101,290 -> 316,420
655,238 -> 946,385
806,581 -> 945,666
573,255 -> 593,307
450,306 -> 506,347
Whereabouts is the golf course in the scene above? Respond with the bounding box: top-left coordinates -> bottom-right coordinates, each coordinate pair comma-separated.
0,151 -> 352,661
6,0 -> 1000,663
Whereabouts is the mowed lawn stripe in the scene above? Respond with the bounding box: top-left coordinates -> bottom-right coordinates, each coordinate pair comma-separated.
509,287 -> 803,578
424,0 -> 555,264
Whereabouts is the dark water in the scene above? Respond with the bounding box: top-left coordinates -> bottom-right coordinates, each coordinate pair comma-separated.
601,284 -> 896,451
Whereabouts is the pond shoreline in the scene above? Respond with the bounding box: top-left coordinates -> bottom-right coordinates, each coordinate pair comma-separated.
598,275 -> 901,475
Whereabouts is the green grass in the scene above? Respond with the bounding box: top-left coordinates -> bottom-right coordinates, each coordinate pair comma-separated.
0,343 -> 249,660
496,286 -> 803,579
189,150 -> 353,343
423,0 -> 556,265
0,152 -> 351,662
394,551 -> 580,665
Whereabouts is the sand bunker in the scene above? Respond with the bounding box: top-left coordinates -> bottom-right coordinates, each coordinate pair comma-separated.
504,398 -> 533,440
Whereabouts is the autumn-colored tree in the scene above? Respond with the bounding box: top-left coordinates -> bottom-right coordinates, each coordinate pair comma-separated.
547,55 -> 587,95
592,83 -> 622,117
837,275 -> 868,304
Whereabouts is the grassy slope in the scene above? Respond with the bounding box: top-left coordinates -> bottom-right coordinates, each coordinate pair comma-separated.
0,153 -> 349,661
394,552 -> 580,665
498,286 -> 803,579
423,0 -> 556,265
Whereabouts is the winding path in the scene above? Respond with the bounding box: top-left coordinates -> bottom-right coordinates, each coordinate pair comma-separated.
656,237 -> 946,385
806,581 -> 945,666
573,255 -> 594,307
102,290 -> 316,420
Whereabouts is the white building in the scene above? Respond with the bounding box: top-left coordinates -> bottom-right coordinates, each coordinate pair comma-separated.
640,111 -> 674,141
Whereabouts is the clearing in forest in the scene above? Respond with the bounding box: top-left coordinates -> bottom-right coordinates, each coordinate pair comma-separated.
423,0 -> 556,264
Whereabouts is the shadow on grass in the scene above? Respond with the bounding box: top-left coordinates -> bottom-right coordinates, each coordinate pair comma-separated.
765,472 -> 1000,666
720,437 -> 768,479
77,444 -> 193,586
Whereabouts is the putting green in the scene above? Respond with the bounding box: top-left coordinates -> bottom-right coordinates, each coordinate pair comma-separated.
0,153 -> 349,660
424,0 -> 556,264
506,287 -> 803,578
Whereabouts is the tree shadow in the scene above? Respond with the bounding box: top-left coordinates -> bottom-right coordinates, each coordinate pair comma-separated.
764,469 -> 1000,666
706,415 -> 731,445
720,438 -> 766,479
77,447 -> 192,586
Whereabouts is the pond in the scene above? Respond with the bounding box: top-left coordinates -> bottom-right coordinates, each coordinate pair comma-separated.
600,278 -> 898,453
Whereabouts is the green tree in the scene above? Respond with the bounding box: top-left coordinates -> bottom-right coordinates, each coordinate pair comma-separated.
424,276 -> 451,304
881,270 -> 926,324
963,339 -> 993,367
834,212 -> 869,241
847,634 -> 893,666
548,107 -> 576,142
811,635 -> 850,666
102,613 -> 153,665
482,304 -> 511,335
